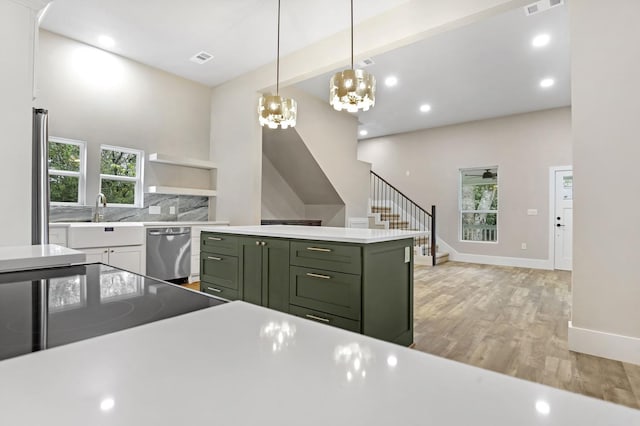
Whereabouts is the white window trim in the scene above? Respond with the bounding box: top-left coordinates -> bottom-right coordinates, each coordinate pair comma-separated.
49,137 -> 87,206
99,144 -> 145,208
459,166 -> 499,243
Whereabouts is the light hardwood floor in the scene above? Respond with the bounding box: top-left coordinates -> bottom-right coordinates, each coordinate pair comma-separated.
413,262 -> 640,409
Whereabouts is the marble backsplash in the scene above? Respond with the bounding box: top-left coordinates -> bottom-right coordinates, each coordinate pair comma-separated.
50,194 -> 209,222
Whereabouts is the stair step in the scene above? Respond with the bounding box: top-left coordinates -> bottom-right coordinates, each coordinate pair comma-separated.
388,221 -> 410,229
435,252 -> 449,265
379,213 -> 400,220
371,206 -> 392,213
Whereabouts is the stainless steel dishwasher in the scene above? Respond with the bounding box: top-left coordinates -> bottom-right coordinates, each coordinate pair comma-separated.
146,227 -> 191,283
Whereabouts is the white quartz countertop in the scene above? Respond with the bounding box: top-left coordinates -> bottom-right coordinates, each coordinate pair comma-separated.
50,221 -> 229,228
199,225 -> 426,243
0,244 -> 86,273
0,301 -> 637,425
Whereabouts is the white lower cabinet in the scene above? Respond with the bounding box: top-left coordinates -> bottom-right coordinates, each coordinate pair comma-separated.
80,246 -> 143,274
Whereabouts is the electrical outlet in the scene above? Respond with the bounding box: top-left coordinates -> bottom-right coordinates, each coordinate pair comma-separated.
527,209 -> 538,216
149,206 -> 161,215
169,206 -> 176,214
521,243 -> 527,250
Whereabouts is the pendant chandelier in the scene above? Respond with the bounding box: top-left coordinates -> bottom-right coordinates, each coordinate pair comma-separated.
329,0 -> 376,112
258,0 -> 297,129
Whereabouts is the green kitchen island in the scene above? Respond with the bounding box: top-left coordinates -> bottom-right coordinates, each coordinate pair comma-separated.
198,225 -> 426,346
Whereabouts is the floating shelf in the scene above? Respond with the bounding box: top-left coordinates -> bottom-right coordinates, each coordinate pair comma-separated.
146,186 -> 217,197
148,153 -> 217,170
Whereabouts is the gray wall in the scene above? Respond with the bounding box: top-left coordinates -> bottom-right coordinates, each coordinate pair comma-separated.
261,154 -> 306,220
0,0 -> 37,246
37,30 -> 213,217
358,107 -> 572,260
570,0 -> 640,358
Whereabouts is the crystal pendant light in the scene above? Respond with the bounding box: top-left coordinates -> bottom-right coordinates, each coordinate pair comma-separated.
258,0 -> 297,129
329,0 -> 376,112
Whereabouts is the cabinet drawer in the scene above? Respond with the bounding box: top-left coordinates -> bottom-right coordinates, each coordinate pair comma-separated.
200,255 -> 238,290
201,233 -> 238,256
289,266 -> 361,320
201,282 -> 239,301
290,241 -> 361,274
289,305 -> 360,333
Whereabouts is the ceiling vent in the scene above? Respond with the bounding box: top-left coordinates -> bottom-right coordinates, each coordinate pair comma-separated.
189,51 -> 214,64
357,58 -> 375,68
524,0 -> 564,16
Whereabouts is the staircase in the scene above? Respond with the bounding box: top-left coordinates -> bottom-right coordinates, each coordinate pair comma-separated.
369,172 -> 449,266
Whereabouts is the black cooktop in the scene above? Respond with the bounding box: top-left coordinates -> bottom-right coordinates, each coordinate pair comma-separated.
0,263 -> 225,361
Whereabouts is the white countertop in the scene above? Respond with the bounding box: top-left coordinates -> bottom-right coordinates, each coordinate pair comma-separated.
50,220 -> 229,228
0,244 -> 86,272
0,301 -> 637,425
199,225 -> 426,243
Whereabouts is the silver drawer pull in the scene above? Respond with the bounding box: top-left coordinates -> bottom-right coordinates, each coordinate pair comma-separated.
207,287 -> 222,293
305,314 -> 330,323
306,272 -> 331,280
208,237 -> 223,241
207,256 -> 222,261
306,247 -> 332,252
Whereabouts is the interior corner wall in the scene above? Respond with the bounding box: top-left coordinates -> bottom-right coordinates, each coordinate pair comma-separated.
261,154 -> 306,220
209,0 -> 530,227
358,107 -> 572,260
0,0 -> 36,246
570,0 -> 640,361
281,87 -> 370,221
37,30 -> 213,210
305,205 -> 346,227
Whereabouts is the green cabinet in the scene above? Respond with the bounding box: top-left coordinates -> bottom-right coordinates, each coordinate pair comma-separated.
238,237 -> 290,310
200,231 -> 414,346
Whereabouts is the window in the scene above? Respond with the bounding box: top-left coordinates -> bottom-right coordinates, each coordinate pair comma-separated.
48,137 -> 86,205
99,145 -> 144,207
460,167 -> 498,242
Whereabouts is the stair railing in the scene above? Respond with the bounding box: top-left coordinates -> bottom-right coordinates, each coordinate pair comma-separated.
370,171 -> 436,266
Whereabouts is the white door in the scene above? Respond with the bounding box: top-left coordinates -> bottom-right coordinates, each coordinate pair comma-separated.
554,169 -> 573,271
81,247 -> 110,264
109,246 -> 143,274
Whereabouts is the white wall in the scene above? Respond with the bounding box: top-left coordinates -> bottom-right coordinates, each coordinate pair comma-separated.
37,31 -> 213,207
359,108 -> 572,261
210,0 -> 531,225
569,0 -> 640,364
0,0 -> 41,246
261,154 -> 306,220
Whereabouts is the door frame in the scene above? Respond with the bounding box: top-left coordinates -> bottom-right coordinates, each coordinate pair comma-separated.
548,165 -> 573,270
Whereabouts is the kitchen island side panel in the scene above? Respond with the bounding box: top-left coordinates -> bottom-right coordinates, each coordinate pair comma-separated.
362,238 -> 414,346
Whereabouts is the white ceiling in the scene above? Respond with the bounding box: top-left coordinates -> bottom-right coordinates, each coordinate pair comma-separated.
40,0 -> 411,87
295,4 -> 571,139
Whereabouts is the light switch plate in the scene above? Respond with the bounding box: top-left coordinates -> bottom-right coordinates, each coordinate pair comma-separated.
527,209 -> 538,216
169,206 -> 176,214
404,246 -> 410,263
149,206 -> 161,215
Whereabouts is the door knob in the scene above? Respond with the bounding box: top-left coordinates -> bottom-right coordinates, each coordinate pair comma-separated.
255,241 -> 260,246
261,241 -> 267,246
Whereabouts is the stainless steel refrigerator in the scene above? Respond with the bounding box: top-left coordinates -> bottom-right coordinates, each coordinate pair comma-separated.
32,108 -> 49,245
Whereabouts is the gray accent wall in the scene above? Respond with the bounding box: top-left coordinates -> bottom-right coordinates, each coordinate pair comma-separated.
50,194 -> 209,223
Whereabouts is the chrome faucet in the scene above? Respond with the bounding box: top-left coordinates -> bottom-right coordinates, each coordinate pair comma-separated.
93,193 -> 107,222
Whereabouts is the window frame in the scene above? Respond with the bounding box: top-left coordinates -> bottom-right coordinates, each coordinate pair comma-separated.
99,144 -> 144,208
459,166 -> 499,244
48,136 -> 87,206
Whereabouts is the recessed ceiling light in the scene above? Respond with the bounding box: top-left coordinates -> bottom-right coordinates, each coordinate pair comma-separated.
384,76 -> 398,87
359,130 -> 368,136
98,35 -> 115,49
532,33 -> 551,48
540,78 -> 555,88
419,104 -> 432,113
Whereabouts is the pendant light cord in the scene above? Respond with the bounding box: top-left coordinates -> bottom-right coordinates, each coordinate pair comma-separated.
276,0 -> 281,95
350,0 -> 354,70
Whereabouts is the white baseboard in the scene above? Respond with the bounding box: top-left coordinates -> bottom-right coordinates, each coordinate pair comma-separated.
568,321 -> 640,365
448,252 -> 553,270
436,238 -> 553,269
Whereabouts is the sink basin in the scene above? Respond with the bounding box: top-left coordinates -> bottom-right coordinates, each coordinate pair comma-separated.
67,223 -> 144,248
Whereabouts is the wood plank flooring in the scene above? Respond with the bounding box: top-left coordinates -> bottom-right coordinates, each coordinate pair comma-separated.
413,262 -> 640,409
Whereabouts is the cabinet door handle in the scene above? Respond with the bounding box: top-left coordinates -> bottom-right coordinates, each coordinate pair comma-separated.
207,256 -> 222,261
305,314 -> 330,323
255,241 -> 261,246
306,272 -> 331,280
103,250 -> 108,254
306,247 -> 332,252
261,241 -> 267,246
206,286 -> 222,293
208,237 -> 223,241
110,250 -> 114,253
